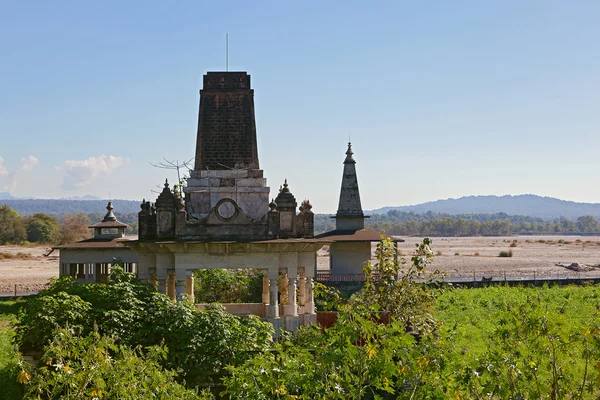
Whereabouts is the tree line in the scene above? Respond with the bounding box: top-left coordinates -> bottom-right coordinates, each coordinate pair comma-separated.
315,210 -> 600,236
0,205 -> 138,245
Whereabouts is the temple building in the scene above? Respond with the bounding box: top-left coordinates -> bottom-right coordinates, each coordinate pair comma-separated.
55,202 -> 138,283
54,71 -> 401,332
316,143 -> 403,275
128,72 -> 327,333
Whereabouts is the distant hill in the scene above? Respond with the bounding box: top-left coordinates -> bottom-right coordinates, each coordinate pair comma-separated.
0,192 -> 16,200
368,195 -> 600,221
62,195 -> 101,201
0,199 -> 141,215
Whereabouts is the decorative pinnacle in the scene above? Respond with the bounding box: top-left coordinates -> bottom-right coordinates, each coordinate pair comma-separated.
164,178 -> 169,187
103,201 -> 117,222
269,198 -> 277,212
344,142 -> 356,164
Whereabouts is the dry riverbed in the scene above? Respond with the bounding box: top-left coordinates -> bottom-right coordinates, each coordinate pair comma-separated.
2,235 -> 600,294
318,235 -> 600,280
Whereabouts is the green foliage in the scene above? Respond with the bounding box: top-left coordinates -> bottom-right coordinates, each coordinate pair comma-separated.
224,239 -> 447,399
355,237 -> 443,334
25,213 -> 59,243
55,213 -> 91,245
193,269 -> 263,303
0,300 -> 26,400
436,285 -> 600,398
498,249 -> 513,257
21,328 -> 210,399
315,210 -> 600,236
577,215 -> 600,232
15,267 -> 274,392
0,205 -> 26,244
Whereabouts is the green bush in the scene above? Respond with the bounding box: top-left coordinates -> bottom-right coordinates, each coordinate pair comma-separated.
15,267 -> 274,391
498,250 -> 513,257
21,328 -> 210,399
194,269 -> 263,303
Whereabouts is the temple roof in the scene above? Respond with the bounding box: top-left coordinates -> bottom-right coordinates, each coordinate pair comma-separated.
54,237 -> 135,250
315,229 -> 404,243
88,201 -> 129,229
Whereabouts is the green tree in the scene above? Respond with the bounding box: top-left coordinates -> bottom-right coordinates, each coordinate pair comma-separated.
577,215 -> 599,233
25,213 -> 59,243
0,205 -> 26,244
56,213 -> 91,244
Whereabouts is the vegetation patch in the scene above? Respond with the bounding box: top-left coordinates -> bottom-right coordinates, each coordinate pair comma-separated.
0,252 -> 32,261
498,249 -> 513,257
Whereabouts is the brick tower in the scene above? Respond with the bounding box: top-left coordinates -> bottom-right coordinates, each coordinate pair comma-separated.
185,72 -> 270,223
193,72 -> 259,170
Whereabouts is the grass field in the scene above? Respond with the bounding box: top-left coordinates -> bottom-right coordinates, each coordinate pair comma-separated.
1,285 -> 599,398
435,284 -> 600,397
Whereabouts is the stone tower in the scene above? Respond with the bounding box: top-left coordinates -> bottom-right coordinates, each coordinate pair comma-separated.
193,72 -> 259,170
185,72 -> 270,223
333,142 -> 367,230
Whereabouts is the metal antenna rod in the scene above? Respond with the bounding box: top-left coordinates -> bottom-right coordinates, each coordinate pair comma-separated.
226,33 -> 229,71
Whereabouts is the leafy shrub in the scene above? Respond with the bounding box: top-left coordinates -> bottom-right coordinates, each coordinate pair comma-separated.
498,250 -> 513,257
509,242 -> 518,247
194,269 -> 263,303
20,328 -> 210,399
15,267 -> 274,391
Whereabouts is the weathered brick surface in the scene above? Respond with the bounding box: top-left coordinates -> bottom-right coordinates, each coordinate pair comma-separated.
194,72 -> 259,170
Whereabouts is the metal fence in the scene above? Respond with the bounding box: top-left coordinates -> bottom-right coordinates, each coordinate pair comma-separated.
0,284 -> 49,298
316,269 -> 600,286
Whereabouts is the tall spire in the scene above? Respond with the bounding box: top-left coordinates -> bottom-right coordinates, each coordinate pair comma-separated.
334,142 -> 365,230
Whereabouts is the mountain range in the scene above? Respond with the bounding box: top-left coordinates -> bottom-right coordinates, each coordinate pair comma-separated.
2,193 -> 600,220
0,192 -> 101,201
367,195 -> 600,221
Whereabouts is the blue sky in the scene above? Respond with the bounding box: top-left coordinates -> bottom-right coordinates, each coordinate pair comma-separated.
1,1 -> 599,213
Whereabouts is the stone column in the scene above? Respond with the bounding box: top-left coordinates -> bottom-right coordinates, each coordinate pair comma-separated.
284,276 -> 298,317
155,252 -> 173,296
262,274 -> 270,305
279,271 -> 289,307
267,270 -> 280,319
167,269 -> 176,301
85,263 -> 92,283
298,268 -> 306,314
148,267 -> 157,288
304,263 -> 316,316
185,271 -> 195,303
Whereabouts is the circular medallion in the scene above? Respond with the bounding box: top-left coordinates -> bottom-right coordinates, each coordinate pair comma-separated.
215,198 -> 239,221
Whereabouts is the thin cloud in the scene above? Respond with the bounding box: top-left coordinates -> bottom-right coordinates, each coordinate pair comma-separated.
58,154 -> 130,190
0,155 -> 38,192
19,155 -> 38,172
0,157 -> 8,177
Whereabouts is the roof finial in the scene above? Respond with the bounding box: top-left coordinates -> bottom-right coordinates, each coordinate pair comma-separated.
102,201 -> 117,222
344,142 -> 355,163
